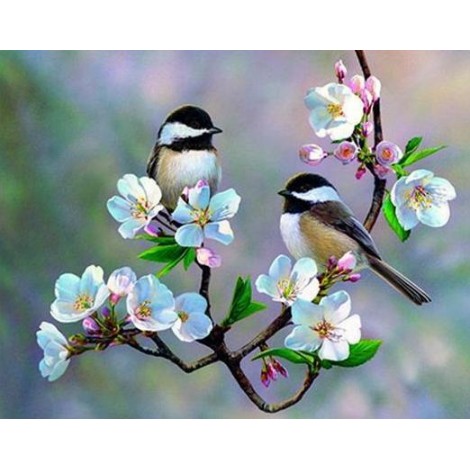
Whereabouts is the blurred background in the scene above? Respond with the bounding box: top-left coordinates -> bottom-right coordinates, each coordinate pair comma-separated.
0,50 -> 468,418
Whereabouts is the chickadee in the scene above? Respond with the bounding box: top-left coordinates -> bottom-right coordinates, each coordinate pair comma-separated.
147,105 -> 222,210
278,173 -> 431,305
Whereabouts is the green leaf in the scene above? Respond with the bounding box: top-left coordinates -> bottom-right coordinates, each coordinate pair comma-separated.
404,136 -> 423,156
183,248 -> 197,270
157,249 -> 189,278
321,339 -> 382,368
252,348 -> 314,366
221,277 -> 267,327
390,163 -> 407,178
135,234 -> 177,245
400,145 -> 446,168
138,243 -> 186,262
382,194 -> 410,242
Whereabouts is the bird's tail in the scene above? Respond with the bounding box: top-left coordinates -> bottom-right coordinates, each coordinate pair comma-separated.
367,256 -> 431,306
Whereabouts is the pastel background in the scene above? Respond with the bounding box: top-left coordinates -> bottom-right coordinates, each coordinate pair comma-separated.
1,51 -> 468,418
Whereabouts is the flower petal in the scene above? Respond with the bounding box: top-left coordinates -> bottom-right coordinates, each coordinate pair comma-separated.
284,325 -> 321,352
268,255 -> 292,282
107,196 -> 133,222
173,313 -> 213,342
189,181 -> 211,210
341,92 -> 364,125
117,174 -> 145,202
139,176 -> 162,206
54,273 -> 81,303
327,121 -> 355,141
304,87 -> 333,109
427,177 -> 456,201
318,339 -> 349,361
337,314 -> 361,344
118,218 -> 146,239
204,221 -> 234,245
417,202 -> 450,227
175,293 -> 207,316
172,199 -> 195,224
405,169 -> 434,185
395,203 -> 419,230
322,290 -> 351,324
298,278 -> 320,302
47,358 -> 70,382
79,265 -> 105,297
390,177 -> 412,208
209,189 -> 241,220
255,274 -> 279,299
309,107 -> 332,135
175,224 -> 204,247
291,299 -> 323,327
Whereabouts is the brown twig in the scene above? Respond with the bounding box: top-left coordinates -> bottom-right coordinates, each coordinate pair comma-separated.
355,50 -> 387,232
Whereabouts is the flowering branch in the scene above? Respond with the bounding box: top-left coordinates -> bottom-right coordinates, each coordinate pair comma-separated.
37,50 -> 455,415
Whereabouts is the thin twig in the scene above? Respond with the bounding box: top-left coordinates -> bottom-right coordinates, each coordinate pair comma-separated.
355,50 -> 387,232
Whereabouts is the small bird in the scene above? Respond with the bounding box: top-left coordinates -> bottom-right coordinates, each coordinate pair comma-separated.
278,173 -> 431,305
147,105 -> 223,211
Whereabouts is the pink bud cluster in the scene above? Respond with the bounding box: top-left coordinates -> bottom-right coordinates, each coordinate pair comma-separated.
326,252 -> 361,283
260,357 -> 288,387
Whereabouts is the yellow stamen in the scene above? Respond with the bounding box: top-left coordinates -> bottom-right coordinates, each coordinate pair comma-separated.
407,185 -> 433,210
73,293 -> 93,312
178,312 -> 189,323
327,103 -> 344,119
136,300 -> 152,318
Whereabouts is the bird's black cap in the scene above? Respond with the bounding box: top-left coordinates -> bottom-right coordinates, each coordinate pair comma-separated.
165,105 -> 221,132
280,173 -> 336,195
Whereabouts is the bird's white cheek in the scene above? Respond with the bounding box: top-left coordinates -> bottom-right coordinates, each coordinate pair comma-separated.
280,213 -> 312,259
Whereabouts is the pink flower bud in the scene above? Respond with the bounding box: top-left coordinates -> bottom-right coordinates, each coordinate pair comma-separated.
260,367 -> 270,388
361,89 -> 373,114
110,293 -> 121,305
107,267 -> 137,298
335,59 -> 347,83
348,74 -> 365,94
102,307 -> 111,318
267,363 -> 279,381
144,223 -> 162,237
365,76 -> 381,101
327,255 -> 338,270
334,141 -> 358,165
374,164 -> 390,179
362,121 -> 374,137
337,251 -> 357,271
82,317 -> 101,335
196,247 -> 222,268
348,273 -> 362,283
299,144 -> 326,166
355,166 -> 367,180
272,359 -> 289,378
375,141 -> 403,166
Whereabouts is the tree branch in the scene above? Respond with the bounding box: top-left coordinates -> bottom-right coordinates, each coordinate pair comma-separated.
355,50 -> 387,232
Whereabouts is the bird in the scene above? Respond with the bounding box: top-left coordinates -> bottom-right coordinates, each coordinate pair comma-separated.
147,105 -> 223,211
278,173 -> 431,305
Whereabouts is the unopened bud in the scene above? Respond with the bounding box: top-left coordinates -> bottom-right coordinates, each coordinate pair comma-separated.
337,252 -> 357,271
102,306 -> 111,318
355,166 -> 367,180
299,144 -> 326,166
82,317 -> 101,336
362,121 -> 374,138
335,60 -> 347,83
365,76 -> 381,101
348,74 -> 365,94
348,273 -> 362,283
334,141 -> 358,165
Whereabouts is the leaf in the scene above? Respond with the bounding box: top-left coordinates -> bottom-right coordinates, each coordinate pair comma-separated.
135,234 -> 177,245
400,145 -> 446,168
321,339 -> 382,368
382,193 -> 410,242
221,277 -> 267,327
404,136 -> 423,156
390,163 -> 407,178
252,348 -> 314,366
138,243 -> 186,262
183,248 -> 197,270
157,249 -> 189,278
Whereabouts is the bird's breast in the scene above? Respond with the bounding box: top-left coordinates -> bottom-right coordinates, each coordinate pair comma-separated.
157,149 -> 221,209
279,213 -> 312,260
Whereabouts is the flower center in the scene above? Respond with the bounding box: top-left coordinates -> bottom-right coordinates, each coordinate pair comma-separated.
382,148 -> 393,161
73,293 -> 93,312
327,103 -> 344,119
132,197 -> 151,220
277,278 -> 297,302
192,209 -> 211,227
313,320 -> 341,341
407,185 -> 433,210
178,311 -> 189,323
136,301 -> 152,319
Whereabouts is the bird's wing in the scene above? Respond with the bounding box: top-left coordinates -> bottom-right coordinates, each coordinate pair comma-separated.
310,202 -> 382,259
146,143 -> 160,178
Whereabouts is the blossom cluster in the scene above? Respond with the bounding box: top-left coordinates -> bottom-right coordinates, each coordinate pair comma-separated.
107,175 -> 240,268
255,254 -> 361,362
300,59 -> 456,234
37,265 -> 213,381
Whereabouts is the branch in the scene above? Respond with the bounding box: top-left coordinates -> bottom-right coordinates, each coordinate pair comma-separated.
355,50 -> 387,232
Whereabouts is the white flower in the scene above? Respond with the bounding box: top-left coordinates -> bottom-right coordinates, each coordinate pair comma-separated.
305,83 -> 364,141
255,255 -> 319,306
107,174 -> 164,239
127,275 -> 177,331
171,293 -> 213,342
285,291 -> 361,361
391,169 -> 456,230
107,267 -> 137,297
36,322 -> 71,382
172,180 -> 241,247
51,265 -> 110,323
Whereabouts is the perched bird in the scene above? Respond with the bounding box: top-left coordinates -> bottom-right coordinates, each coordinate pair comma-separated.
278,173 -> 431,305
147,105 -> 222,211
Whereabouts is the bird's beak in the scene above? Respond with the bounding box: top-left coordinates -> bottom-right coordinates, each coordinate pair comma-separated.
278,189 -> 292,198
209,127 -> 223,134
